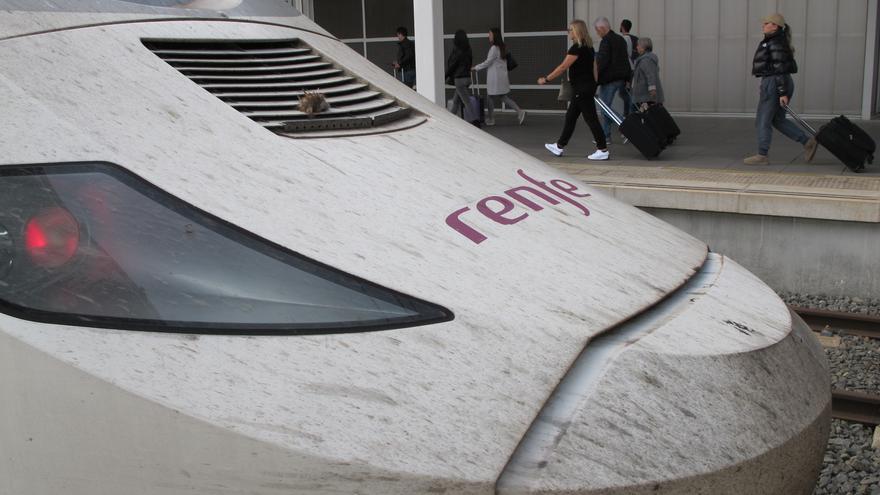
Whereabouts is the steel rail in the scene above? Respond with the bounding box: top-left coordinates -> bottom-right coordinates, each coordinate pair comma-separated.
791,306 -> 880,339
831,389 -> 880,426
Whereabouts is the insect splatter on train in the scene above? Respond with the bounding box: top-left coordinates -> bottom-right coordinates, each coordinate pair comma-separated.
0,1 -> 829,493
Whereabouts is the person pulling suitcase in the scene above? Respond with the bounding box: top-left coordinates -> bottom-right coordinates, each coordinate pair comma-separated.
743,13 -> 817,166
629,37 -> 680,146
446,29 -> 477,124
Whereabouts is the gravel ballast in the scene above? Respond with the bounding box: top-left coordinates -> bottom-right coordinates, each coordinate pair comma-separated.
779,293 -> 880,495
813,420 -> 880,495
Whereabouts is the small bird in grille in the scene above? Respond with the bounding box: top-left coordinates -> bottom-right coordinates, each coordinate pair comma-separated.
298,91 -> 330,117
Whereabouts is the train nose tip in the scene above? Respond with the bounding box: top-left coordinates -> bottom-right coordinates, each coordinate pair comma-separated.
495,258 -> 831,495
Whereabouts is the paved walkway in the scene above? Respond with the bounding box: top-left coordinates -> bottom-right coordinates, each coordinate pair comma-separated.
482,112 -> 880,177
479,112 -> 880,222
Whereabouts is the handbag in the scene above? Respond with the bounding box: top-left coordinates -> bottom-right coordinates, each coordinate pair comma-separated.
506,52 -> 518,71
557,71 -> 572,101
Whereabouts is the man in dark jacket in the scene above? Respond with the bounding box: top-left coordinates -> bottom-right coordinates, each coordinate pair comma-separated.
594,17 -> 632,142
393,26 -> 416,88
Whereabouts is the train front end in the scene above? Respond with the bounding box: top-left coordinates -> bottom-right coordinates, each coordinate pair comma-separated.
0,2 -> 829,494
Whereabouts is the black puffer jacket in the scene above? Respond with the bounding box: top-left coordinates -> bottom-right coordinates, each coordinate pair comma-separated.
445,47 -> 472,80
596,30 -> 632,84
752,28 -> 797,96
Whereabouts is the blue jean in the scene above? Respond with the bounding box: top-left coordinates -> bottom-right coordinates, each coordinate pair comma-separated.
450,77 -> 476,119
599,80 -> 626,138
399,68 -> 416,88
621,85 -> 633,117
756,75 -> 808,155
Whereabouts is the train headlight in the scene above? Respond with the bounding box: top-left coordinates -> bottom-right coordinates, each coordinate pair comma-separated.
0,162 -> 452,334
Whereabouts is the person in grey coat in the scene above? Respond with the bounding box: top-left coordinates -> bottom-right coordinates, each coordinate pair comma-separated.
630,37 -> 664,109
472,28 -> 525,126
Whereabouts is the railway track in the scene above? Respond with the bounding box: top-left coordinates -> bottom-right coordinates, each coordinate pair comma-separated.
790,306 -> 880,426
791,306 -> 880,340
831,390 -> 880,426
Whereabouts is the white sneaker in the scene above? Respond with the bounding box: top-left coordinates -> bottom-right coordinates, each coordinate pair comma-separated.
588,149 -> 610,160
484,119 -> 495,126
517,110 -> 527,125
545,143 -> 564,156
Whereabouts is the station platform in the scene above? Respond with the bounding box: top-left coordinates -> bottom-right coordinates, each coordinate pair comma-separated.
482,113 -> 880,223
481,112 -> 880,297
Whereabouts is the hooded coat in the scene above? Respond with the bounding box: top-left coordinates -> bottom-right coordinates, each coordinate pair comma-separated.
630,51 -> 664,104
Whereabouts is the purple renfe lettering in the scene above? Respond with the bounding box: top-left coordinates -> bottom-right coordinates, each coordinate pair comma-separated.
517,169 -> 591,217
477,196 -> 527,225
445,206 -> 487,244
550,179 -> 592,198
504,185 -> 561,211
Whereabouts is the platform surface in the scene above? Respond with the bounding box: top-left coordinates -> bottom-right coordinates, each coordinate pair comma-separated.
481,112 -> 880,222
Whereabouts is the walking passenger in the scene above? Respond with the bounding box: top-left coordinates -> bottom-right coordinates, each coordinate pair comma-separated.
393,26 -> 415,88
619,19 -> 640,67
446,29 -> 476,121
472,28 -> 526,126
630,37 -> 664,109
594,17 -> 632,142
744,13 -> 817,165
539,20 -> 609,161
619,19 -> 639,116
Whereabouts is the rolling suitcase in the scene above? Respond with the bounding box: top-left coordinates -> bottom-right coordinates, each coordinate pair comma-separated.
464,70 -> 485,127
785,104 -> 875,173
642,103 -> 680,145
595,96 -> 665,159
624,90 -> 680,146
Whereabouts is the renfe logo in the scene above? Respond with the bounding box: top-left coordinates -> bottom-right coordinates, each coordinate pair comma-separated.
446,169 -> 591,244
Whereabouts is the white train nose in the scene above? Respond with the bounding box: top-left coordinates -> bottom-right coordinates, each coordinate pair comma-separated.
498,254 -> 830,495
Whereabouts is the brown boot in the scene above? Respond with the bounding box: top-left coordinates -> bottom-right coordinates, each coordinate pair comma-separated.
743,154 -> 769,165
804,137 -> 818,162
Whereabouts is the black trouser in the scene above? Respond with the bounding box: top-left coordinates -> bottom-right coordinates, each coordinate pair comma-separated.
557,84 -> 606,149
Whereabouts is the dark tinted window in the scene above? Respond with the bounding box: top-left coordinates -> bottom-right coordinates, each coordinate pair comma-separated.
443,0 -> 500,35
503,0 -> 566,32
314,0 -> 364,39
365,41 -> 402,74
364,0 -> 414,38
505,35 -> 568,85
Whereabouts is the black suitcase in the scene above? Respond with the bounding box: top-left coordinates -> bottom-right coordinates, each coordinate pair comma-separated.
643,103 -> 680,145
785,105 -> 875,173
595,96 -> 664,159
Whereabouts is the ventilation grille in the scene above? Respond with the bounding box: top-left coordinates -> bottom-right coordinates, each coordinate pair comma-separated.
143,39 -> 415,134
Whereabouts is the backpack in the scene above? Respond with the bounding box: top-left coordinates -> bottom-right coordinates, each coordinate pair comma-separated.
624,34 -> 639,63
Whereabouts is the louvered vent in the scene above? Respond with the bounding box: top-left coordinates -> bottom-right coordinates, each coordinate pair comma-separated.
143,39 -> 420,135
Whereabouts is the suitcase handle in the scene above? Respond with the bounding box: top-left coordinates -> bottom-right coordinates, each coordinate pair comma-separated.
594,96 -> 623,126
783,104 -> 817,137
470,69 -> 481,96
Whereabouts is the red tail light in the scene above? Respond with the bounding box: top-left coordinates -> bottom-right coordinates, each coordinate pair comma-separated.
24,207 -> 80,268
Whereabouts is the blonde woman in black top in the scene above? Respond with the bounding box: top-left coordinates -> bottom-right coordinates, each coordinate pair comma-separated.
538,20 -> 608,160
